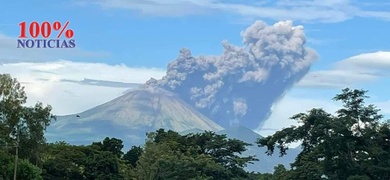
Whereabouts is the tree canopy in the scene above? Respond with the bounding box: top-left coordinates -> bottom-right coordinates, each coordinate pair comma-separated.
257,88 -> 390,179
133,129 -> 258,179
1,74 -> 389,179
0,74 -> 55,179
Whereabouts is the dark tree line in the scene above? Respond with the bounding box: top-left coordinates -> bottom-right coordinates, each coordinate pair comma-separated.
1,74 -> 390,180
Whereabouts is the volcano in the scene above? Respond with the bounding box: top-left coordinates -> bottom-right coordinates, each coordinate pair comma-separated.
46,87 -> 223,148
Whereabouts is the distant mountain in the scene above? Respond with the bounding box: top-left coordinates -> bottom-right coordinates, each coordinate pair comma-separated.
46,87 -> 299,173
46,87 -> 223,149
179,128 -> 205,135
217,126 -> 262,144
180,126 -> 299,173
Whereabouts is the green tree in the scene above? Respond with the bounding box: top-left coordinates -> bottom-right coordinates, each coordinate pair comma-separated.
0,74 -> 26,147
246,164 -> 291,180
123,145 -> 143,168
0,74 -> 55,166
84,151 -> 124,180
0,149 -> 42,180
184,131 -> 258,177
10,159 -> 43,180
42,139 -> 130,180
136,141 -> 223,180
257,88 -> 390,179
134,129 -> 258,179
272,164 -> 290,180
0,149 -> 13,180
41,142 -> 86,180
92,137 -> 124,158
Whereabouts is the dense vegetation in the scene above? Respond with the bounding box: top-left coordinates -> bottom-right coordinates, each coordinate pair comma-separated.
1,74 -> 389,180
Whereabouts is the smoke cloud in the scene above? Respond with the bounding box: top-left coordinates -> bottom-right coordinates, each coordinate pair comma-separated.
144,20 -> 318,129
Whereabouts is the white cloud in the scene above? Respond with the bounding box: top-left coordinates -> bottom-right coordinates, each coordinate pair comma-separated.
255,95 -> 340,137
298,51 -> 390,88
0,32 -> 164,116
81,0 -> 390,23
336,51 -> 390,70
0,60 -> 166,115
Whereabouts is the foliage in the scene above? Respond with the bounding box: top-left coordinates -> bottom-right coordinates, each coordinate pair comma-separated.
92,137 -> 124,158
123,145 -> 142,168
257,88 -> 390,179
12,159 -> 43,180
41,142 -> 87,180
2,74 -> 390,179
38,131 -> 258,180
246,164 -> 291,180
133,129 -> 258,179
41,141 -> 128,180
0,74 -> 55,165
0,149 -> 42,180
0,149 -> 13,180
84,151 -> 123,180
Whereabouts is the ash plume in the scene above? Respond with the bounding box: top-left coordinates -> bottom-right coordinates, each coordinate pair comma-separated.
144,20 -> 318,129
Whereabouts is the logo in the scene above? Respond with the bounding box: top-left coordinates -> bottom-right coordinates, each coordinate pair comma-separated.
17,21 -> 75,48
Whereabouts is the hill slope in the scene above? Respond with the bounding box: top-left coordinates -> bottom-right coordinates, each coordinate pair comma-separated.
217,126 -> 299,173
46,87 -> 223,148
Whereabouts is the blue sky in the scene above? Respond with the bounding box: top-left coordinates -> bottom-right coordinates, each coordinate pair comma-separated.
1,0 -> 390,135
